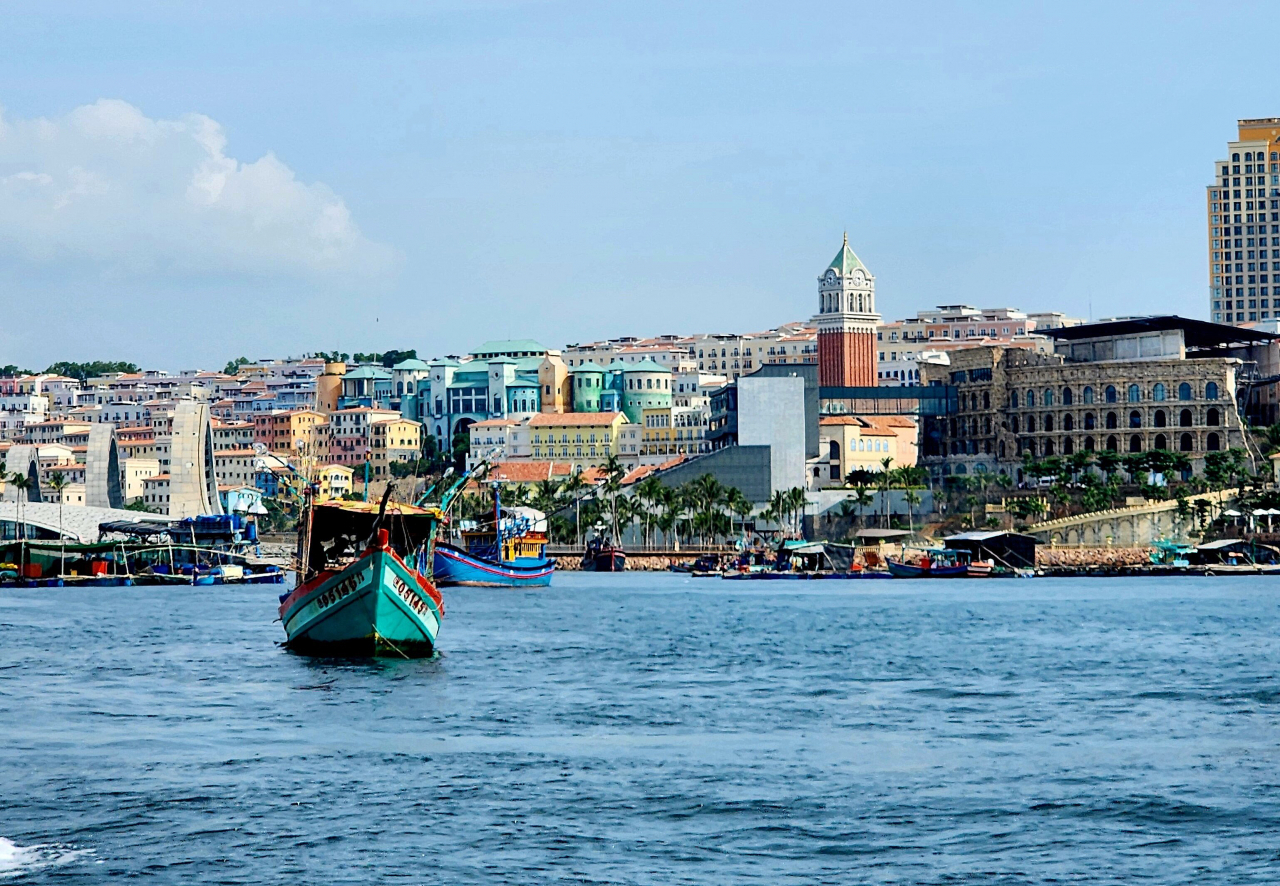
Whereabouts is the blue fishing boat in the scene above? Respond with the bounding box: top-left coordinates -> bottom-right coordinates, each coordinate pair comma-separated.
280,492 -> 447,657
433,484 -> 553,587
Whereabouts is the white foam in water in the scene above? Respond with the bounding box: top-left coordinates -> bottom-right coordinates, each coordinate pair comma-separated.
0,836 -> 90,879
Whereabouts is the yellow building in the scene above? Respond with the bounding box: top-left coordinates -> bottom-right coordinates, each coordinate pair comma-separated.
1208,118 -> 1280,326
529,412 -> 629,470
639,406 -> 709,465
813,415 -> 917,489
315,464 -> 355,502
369,417 -> 422,478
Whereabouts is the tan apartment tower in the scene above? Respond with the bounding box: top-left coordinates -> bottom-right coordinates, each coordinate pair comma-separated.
813,234 -> 880,388
1208,118 -> 1280,326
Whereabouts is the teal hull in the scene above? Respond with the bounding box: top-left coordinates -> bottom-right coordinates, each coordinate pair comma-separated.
279,548 -> 443,657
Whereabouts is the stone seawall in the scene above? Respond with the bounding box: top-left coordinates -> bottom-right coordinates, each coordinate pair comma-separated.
1036,547 -> 1152,569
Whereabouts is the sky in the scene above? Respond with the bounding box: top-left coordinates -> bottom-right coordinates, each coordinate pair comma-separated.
0,0 -> 1276,371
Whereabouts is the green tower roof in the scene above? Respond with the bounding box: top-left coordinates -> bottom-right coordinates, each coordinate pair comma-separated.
827,232 -> 867,276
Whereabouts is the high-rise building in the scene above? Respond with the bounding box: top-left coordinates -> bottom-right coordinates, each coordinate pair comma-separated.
1208,118 -> 1280,326
813,234 -> 880,387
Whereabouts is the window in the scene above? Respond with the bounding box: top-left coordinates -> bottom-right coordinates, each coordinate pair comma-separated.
1206,407 -> 1220,426
1082,386 -> 1094,404
1180,433 -> 1193,451
1128,410 -> 1142,428
1105,385 -> 1117,403
1043,389 -> 1054,406
1026,416 -> 1036,433
1206,432 -> 1220,451
1128,384 -> 1141,402
1010,392 -> 1019,408
1044,414 -> 1054,432
1178,382 -> 1192,400
1106,412 -> 1117,429
1106,435 -> 1118,451
1062,386 -> 1073,406
1153,409 -> 1167,428
1179,408 -> 1192,427
1154,434 -> 1167,450
1084,412 -> 1095,430
1152,383 -> 1166,401
1129,435 -> 1142,453
1026,390 -> 1035,407
1205,381 -> 1219,400
1063,414 -> 1074,431
982,391 -> 990,409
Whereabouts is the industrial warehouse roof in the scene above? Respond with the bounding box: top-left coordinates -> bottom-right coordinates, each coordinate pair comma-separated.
1045,316 -> 1278,348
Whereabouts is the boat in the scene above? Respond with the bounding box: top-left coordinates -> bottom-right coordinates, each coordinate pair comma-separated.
279,490 -> 446,657
0,514 -> 284,587
886,547 -> 994,578
433,484 -> 553,587
1149,539 -> 1194,568
582,535 -> 626,572
671,554 -> 723,576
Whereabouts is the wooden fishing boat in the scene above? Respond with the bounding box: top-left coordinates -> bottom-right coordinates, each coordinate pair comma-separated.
582,536 -> 626,572
279,496 -> 445,657
886,548 -> 994,578
433,485 -> 553,587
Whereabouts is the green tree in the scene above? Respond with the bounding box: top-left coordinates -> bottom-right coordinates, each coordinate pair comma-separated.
223,356 -> 250,376
44,360 -> 140,382
8,471 -> 32,575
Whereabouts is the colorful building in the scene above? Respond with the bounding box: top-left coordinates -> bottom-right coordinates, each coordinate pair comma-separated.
528,412 -> 631,470
419,341 -> 547,448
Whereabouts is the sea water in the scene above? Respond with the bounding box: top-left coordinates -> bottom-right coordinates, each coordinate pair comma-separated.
2,574 -> 1279,883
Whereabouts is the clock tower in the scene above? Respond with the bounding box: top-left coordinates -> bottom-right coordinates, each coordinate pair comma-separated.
813,233 -> 879,388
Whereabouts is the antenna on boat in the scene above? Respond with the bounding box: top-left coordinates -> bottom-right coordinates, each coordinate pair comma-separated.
363,482 -> 396,551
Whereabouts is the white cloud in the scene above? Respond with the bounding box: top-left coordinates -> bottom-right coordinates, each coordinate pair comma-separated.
0,99 -> 394,277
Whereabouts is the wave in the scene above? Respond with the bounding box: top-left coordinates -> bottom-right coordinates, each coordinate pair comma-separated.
0,836 -> 90,879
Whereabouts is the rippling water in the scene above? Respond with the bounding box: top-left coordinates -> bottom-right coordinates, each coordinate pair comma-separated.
2,574 -> 1280,883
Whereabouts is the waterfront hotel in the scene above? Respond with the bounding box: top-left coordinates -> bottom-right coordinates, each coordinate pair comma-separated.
1208,117 -> 1280,326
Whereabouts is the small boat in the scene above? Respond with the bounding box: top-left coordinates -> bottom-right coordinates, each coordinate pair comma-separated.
886,548 -> 994,578
279,492 -> 446,657
1149,539 -> 1194,568
672,554 -> 722,576
582,536 -> 626,572
433,485 -> 553,588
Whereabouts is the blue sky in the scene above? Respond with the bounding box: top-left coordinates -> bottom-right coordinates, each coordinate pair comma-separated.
0,1 -> 1275,370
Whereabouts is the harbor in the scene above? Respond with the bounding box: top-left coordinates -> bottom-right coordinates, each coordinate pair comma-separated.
3,571 -> 1278,882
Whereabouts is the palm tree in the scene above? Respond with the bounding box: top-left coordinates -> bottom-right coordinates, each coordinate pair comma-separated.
9,471 -> 32,577
850,486 -> 875,536
878,456 -> 895,528
725,486 -> 752,544
903,487 -> 921,536
561,469 -> 587,546
690,474 -> 725,545
769,489 -> 789,537
787,486 -> 807,537
634,476 -> 664,547
46,471 -> 69,577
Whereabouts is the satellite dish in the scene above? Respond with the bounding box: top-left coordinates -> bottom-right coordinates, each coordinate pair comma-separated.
253,442 -> 267,455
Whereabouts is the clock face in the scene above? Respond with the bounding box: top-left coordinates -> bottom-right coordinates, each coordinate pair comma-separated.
853,270 -> 865,286
825,270 -> 837,284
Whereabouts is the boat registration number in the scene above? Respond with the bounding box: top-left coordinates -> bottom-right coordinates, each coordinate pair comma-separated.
393,576 -> 433,620
315,567 -> 368,610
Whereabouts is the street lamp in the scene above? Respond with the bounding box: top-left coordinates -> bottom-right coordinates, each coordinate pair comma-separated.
363,447 -> 371,502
